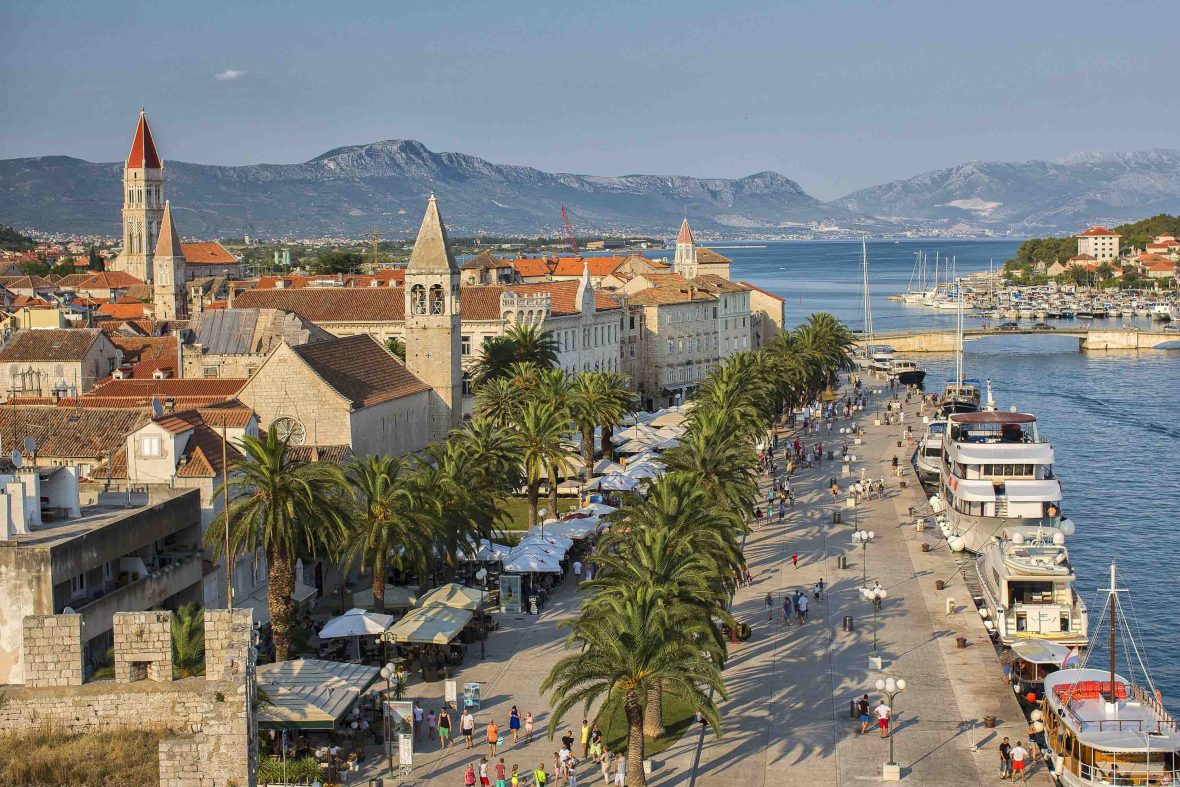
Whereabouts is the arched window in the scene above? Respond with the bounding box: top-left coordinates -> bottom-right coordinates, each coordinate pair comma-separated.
429,284 -> 445,315
411,285 -> 427,315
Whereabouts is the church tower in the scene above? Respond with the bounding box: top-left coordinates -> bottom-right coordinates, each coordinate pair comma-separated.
116,110 -> 165,283
152,201 -> 187,320
404,195 -> 462,440
673,217 -> 697,279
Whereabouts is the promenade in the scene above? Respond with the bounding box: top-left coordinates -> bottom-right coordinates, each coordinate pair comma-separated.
369,381 -> 1046,786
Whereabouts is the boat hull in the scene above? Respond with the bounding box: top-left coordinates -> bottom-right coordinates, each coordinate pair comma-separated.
895,369 -> 927,386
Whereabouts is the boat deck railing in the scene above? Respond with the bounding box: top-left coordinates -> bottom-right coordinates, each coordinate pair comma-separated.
1078,761 -> 1179,786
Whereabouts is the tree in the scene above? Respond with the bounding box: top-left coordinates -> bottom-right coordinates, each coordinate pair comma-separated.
311,250 -> 362,275
384,337 -> 406,362
206,427 -> 347,661
514,400 -> 571,527
88,246 -> 105,271
474,377 -> 524,428
504,323 -> 559,369
172,602 -> 205,678
471,336 -> 520,387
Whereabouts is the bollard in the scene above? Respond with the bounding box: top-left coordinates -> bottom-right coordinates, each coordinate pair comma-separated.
843,615 -> 854,632
935,579 -> 946,591
983,715 -> 997,729
837,555 -> 848,569
833,511 -> 842,525
956,636 -> 968,649
850,699 -> 858,719
921,543 -> 931,552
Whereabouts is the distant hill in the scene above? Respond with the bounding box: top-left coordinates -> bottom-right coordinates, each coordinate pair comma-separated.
831,150 -> 1180,233
0,140 -> 874,238
0,224 -> 35,251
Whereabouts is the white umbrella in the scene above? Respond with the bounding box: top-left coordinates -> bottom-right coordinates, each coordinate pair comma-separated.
625,451 -> 662,466
654,437 -> 680,450
319,608 -> 395,639
613,424 -> 662,444
547,519 -> 599,539
503,550 -> 563,573
593,458 -> 625,475
579,502 -> 617,516
600,473 -> 640,491
625,462 -> 664,480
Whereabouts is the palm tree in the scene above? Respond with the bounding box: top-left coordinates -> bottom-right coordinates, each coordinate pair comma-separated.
535,369 -> 575,515
384,337 -> 406,362
662,411 -> 759,517
542,589 -> 725,787
569,371 -> 635,471
595,371 -> 635,462
453,418 -> 522,496
345,454 -> 436,609
504,323 -> 559,369
514,400 -> 571,527
471,336 -> 519,386
206,426 -> 347,662
474,377 -> 523,428
422,438 -> 507,563
172,602 -> 205,678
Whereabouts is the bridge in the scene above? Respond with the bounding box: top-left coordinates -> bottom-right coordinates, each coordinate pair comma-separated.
857,326 -> 1180,352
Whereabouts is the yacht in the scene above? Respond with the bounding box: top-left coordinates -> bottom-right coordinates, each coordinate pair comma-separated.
933,408 -> 1074,555
976,531 -> 1088,648
914,418 -> 947,485
1040,563 -> 1180,786
888,358 -> 927,386
937,378 -> 982,415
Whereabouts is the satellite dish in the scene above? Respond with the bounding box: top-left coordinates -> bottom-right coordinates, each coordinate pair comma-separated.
23,436 -> 36,455
62,606 -> 75,614
11,451 -> 23,468
152,399 -> 164,418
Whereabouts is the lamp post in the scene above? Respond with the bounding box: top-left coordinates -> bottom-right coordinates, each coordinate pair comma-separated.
861,583 -> 888,662
379,661 -> 396,776
538,507 -> 548,540
875,676 -> 906,781
852,529 -> 875,585
475,568 -> 488,659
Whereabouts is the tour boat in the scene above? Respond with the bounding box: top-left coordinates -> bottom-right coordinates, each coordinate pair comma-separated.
975,531 -> 1088,648
887,358 -> 927,386
933,407 -> 1074,555
936,283 -> 981,416
914,417 -> 947,485
1040,563 -> 1180,786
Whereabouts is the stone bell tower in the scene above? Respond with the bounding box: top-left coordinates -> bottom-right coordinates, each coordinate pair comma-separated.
403,194 -> 462,440
673,216 -> 698,279
115,109 -> 165,283
152,201 -> 187,320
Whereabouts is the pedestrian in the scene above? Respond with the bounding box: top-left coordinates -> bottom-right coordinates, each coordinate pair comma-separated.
462,707 -> 476,748
427,708 -> 437,740
1027,721 -> 1042,762
439,707 -> 453,749
778,501 -> 786,521
573,559 -> 582,587
568,759 -> 579,787
815,578 -> 824,599
857,694 -> 871,734
534,762 -> 549,787
496,758 -> 508,787
766,592 -> 775,622
782,596 -> 792,626
877,477 -> 886,498
509,705 -> 522,744
512,765 -> 520,787
466,763 -> 478,787
742,564 -> 753,586
525,712 -> 535,744
413,700 -> 424,741
613,754 -> 625,786
480,757 -> 491,787
797,591 -> 809,622
581,720 -> 591,758
874,699 -> 891,738
1010,740 -> 1029,782
792,552 -> 799,569
599,751 -> 612,786
999,736 -> 1012,779
488,719 -> 500,757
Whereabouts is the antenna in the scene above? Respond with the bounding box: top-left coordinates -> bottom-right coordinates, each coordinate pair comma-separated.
152,398 -> 164,418
11,450 -> 23,468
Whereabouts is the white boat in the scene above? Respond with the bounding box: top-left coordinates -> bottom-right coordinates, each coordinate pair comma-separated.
1150,303 -> 1173,321
935,408 -> 1074,555
914,418 -> 946,484
1040,563 -> 1180,786
887,358 -> 926,386
975,531 -> 1088,648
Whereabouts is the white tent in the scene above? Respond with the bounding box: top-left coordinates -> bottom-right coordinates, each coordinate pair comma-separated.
416,583 -> 485,611
615,438 -> 659,455
503,550 -> 563,573
599,473 -> 640,491
546,518 -> 599,539
624,462 -> 664,480
593,458 -> 625,475
256,659 -> 379,730
580,502 -> 617,516
522,529 -> 574,549
385,604 -> 473,645
319,608 -> 395,639
654,437 -> 680,450
649,410 -> 688,428
613,424 -> 663,444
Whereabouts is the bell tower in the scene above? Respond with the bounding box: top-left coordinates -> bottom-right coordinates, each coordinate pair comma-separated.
673,216 -> 697,279
403,194 -> 462,440
117,109 -> 165,283
152,201 -> 187,320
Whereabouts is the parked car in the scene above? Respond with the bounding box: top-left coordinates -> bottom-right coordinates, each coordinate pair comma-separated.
997,322 -> 1020,332
1031,322 -> 1055,331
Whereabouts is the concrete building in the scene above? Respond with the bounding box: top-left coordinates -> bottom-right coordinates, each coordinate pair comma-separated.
624,285 -> 723,410
236,334 -> 431,457
740,281 -> 786,348
182,307 -> 333,379
0,328 -> 122,400
1076,226 -> 1120,261
0,480 -> 204,683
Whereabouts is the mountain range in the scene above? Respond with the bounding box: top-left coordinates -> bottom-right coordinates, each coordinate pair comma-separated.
1,141 -> 1178,239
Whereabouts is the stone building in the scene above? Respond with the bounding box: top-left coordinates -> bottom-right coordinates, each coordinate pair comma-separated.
0,328 -> 122,400
0,483 -> 204,684
623,285 -> 723,410
182,307 -> 333,379
740,281 -> 786,348
1076,226 -> 1120,261
670,218 -> 733,280
236,334 -> 431,457
152,200 -> 187,320
111,110 -> 165,284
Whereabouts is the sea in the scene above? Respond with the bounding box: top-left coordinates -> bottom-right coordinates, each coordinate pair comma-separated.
723,239 -> 1180,709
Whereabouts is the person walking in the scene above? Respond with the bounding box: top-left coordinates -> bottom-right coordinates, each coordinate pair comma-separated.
427,708 -> 437,741
461,708 -> 476,749
488,719 -> 500,757
572,559 -> 583,588
465,763 -> 478,787
792,552 -> 799,569
534,762 -> 549,787
496,758 -> 508,787
874,699 -> 891,738
480,757 -> 491,787
857,694 -> 871,734
512,765 -> 520,787
439,707 -> 453,749
766,592 -> 775,622
613,754 -> 625,787
999,736 -> 1012,779
599,750 -> 612,786
781,595 -> 793,626
509,705 -> 522,745
413,700 -> 424,741
1010,740 -> 1029,782
524,712 -> 535,744
815,578 -> 825,600
796,591 -> 809,623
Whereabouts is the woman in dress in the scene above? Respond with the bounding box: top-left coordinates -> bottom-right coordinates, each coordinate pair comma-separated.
509,705 -> 522,744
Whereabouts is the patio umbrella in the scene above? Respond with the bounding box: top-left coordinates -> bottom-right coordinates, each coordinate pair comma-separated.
624,462 -> 664,480
416,583 -> 485,611
612,424 -> 662,444
654,437 -> 680,450
593,458 -> 625,475
600,473 -> 640,491
502,550 -> 563,573
385,604 -> 473,645
579,502 -> 617,516
256,659 -> 380,730
319,608 -> 395,639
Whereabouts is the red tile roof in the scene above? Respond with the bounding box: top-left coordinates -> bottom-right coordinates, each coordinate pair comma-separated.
738,281 -> 785,301
1077,226 -> 1119,237
0,328 -> 105,362
181,242 -> 238,266
696,247 -> 732,264
86,378 -> 247,404
677,218 -> 695,245
127,110 -> 162,169
234,288 -> 405,322
81,271 -> 143,289
292,335 -> 429,407
98,302 -> 147,319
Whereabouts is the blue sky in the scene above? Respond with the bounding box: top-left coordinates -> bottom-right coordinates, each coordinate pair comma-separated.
2,0 -> 1178,199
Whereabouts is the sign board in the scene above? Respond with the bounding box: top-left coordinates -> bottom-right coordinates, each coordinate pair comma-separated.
445,680 -> 458,708
528,595 -> 539,615
463,681 -> 481,710
499,574 -> 522,614
398,733 -> 414,767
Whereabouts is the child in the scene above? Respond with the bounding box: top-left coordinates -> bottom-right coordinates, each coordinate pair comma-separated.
511,765 -> 520,787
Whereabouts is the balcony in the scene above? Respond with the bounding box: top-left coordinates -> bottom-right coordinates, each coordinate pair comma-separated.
77,552 -> 203,638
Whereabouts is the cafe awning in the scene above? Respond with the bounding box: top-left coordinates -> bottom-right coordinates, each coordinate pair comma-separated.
416,583 -> 485,611
385,604 -> 473,645
256,658 -> 379,730
351,585 -> 419,610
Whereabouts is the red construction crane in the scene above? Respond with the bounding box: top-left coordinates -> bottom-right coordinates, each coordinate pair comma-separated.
561,205 -> 579,255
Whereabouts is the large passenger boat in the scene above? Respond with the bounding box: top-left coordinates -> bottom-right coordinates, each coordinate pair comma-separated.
934,408 -> 1074,555
914,418 -> 947,485
1040,563 -> 1180,786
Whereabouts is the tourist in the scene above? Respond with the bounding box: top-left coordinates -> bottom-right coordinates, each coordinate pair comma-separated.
875,699 -> 891,738
439,707 -> 453,749
509,705 -> 522,744
488,718 -> 500,757
815,578 -> 824,599
797,590 -> 809,623
766,592 -> 775,622
573,558 -> 583,588
599,750 -> 612,785
781,595 -> 793,626
792,552 -> 799,569
581,720 -> 591,758
778,501 -> 786,521
999,736 -> 1012,779
534,762 -> 549,787
512,764 -> 520,787
427,708 -> 437,740
613,754 -> 625,786
1010,740 -> 1028,782
877,477 -> 886,498
1027,720 -> 1042,761
525,712 -> 535,743
891,456 -> 899,476
461,708 -> 476,748
561,729 -> 575,753
568,758 -> 579,787
480,757 -> 491,787
742,564 -> 753,586
466,763 -> 478,787
857,694 -> 871,734
495,758 -> 508,787
553,753 -> 564,786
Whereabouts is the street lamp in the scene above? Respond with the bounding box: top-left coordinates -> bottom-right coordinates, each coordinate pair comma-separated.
538,507 -> 548,540
379,661 -> 397,775
861,583 -> 888,663
852,529 -> 875,585
475,568 -> 488,659
875,676 -> 906,781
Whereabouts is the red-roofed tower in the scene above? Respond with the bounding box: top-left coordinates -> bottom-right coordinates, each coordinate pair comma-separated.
673,217 -> 698,278
115,109 -> 165,284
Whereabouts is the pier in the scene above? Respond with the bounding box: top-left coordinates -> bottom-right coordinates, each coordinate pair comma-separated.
860,325 -> 1180,352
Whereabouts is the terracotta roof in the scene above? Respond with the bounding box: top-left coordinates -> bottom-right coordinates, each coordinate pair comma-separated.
462,251 -> 502,270
287,445 -> 353,464
0,328 -> 104,362
552,257 -> 628,277
94,421 -> 242,480
375,268 -> 405,283
627,287 -> 717,306
1068,254 -> 1098,262
98,302 -> 147,320
188,308 -> 332,355
0,275 -> 54,290
12,295 -> 52,309
234,288 -> 405,322
1136,253 -> 1174,264
691,273 -> 748,293
80,271 -> 143,289
86,378 -> 246,403
1077,226 -> 1119,237
512,258 -> 554,278
56,273 -> 92,289
127,110 -> 162,169
677,218 -> 695,245
292,334 -> 429,407
738,281 -> 785,301
0,405 -> 149,460
195,400 -> 256,429
695,247 -> 732,264
461,280 -> 621,320
181,242 -> 237,265
155,201 -> 185,258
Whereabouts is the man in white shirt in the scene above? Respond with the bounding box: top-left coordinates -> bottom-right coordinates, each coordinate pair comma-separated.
874,701 -> 891,738
1009,741 -> 1028,782
796,593 -> 809,623
572,560 -> 583,588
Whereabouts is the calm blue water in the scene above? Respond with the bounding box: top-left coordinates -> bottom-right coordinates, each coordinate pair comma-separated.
729,240 -> 1180,708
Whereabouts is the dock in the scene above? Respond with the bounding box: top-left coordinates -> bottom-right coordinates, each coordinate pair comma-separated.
654,383 -> 1051,785
859,325 -> 1180,352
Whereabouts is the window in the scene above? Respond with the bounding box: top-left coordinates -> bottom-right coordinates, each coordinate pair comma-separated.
410,284 -> 427,315
140,435 -> 162,458
462,372 -> 473,396
667,339 -> 675,354
461,335 -> 472,356
69,573 -> 86,597
203,366 -> 220,378
713,307 -> 718,318
629,315 -> 636,330
429,284 -> 445,315
54,364 -> 63,377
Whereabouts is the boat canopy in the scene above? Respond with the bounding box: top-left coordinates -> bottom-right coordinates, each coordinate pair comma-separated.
951,443 -> 1054,465
1010,639 -> 1071,665
951,411 -> 1036,425
1003,480 -> 1062,502
946,477 -> 996,502
1045,668 -> 1180,752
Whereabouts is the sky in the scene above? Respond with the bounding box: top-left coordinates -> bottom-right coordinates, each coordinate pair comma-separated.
2,0 -> 1179,200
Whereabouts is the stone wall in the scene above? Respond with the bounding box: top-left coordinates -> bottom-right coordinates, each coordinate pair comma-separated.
0,608 -> 256,787
20,614 -> 83,687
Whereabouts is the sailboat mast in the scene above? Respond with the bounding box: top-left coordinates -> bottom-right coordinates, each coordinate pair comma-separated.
863,236 -> 873,345
1110,561 -> 1117,699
